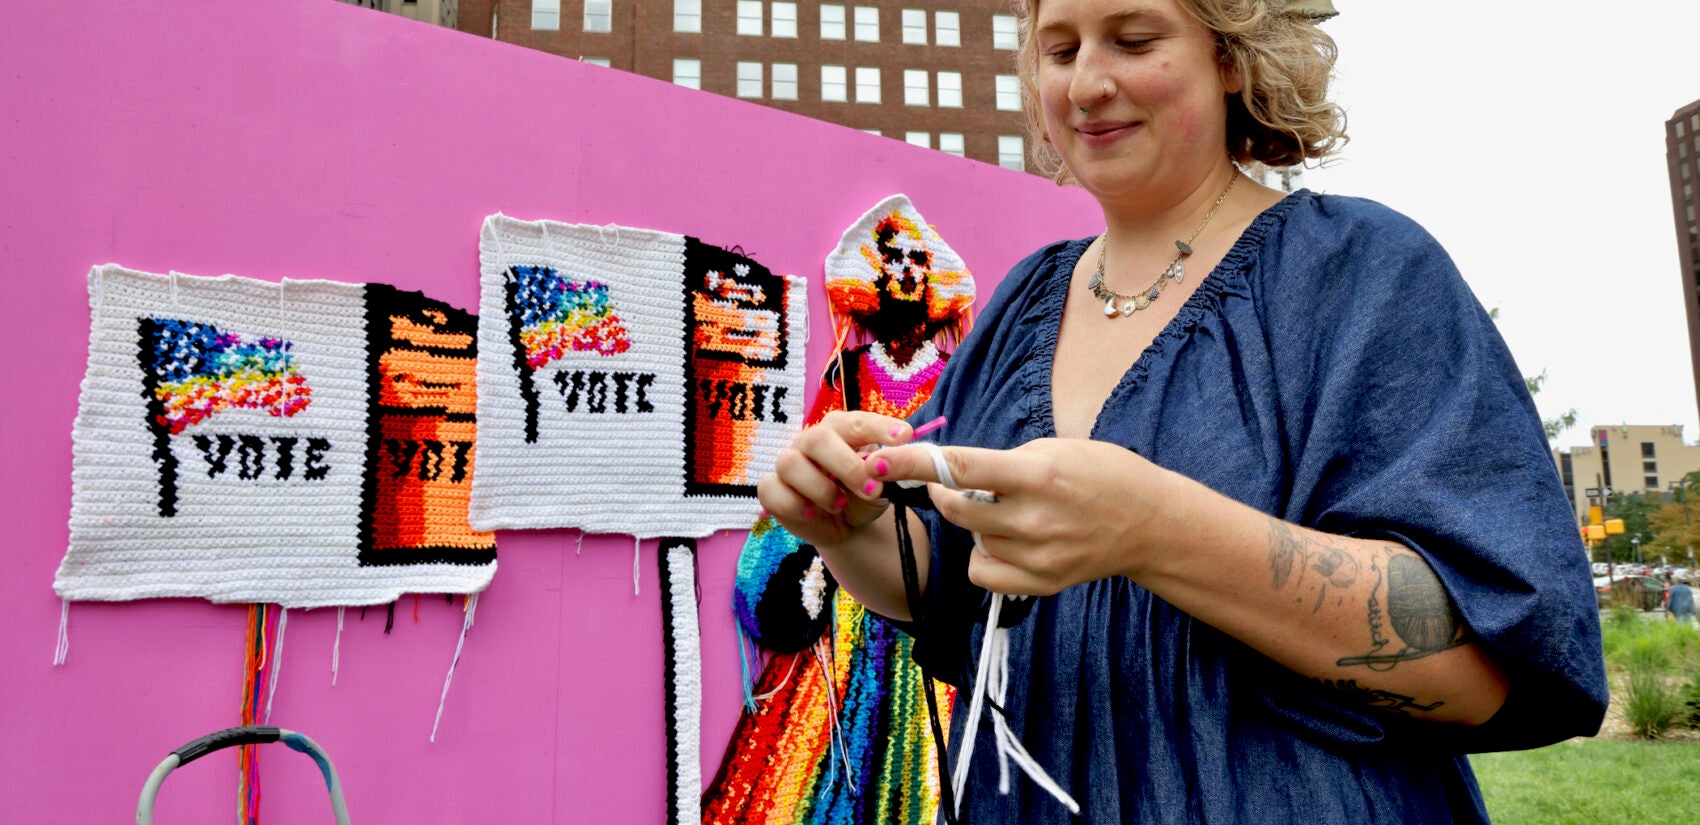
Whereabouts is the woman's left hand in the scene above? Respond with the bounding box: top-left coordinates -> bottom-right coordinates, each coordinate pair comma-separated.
866,438 -> 1185,596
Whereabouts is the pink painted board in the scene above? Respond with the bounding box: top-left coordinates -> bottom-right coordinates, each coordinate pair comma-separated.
0,0 -> 1101,821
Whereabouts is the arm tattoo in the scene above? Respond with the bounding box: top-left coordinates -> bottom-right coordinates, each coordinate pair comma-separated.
1266,520 -> 1361,612
1267,520 -> 1305,589
1337,549 -> 1466,671
1311,678 -> 1444,715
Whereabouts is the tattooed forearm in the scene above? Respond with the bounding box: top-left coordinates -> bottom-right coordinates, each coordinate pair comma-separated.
1338,548 -> 1467,671
1312,678 -> 1444,715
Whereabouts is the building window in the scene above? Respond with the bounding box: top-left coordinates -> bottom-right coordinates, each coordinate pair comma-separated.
1644,460 -> 1659,473
906,131 -> 931,148
581,57 -> 611,67
531,0 -> 560,30
821,4 -> 846,39
862,129 -> 883,136
772,62 -> 798,100
992,14 -> 1018,49
995,75 -> 1021,111
674,0 -> 700,33
1642,442 -> 1656,458
1692,113 -> 1699,131
737,1 -> 763,35
673,58 -> 701,90
821,64 -> 848,102
939,132 -> 965,157
902,9 -> 927,44
998,135 -> 1025,170
771,2 -> 797,37
855,67 -> 881,103
1647,476 -> 1660,490
935,11 -> 960,46
854,6 -> 879,41
737,61 -> 764,98
1681,121 -> 1689,138
904,70 -> 929,106
583,0 -> 611,32
936,71 -> 962,107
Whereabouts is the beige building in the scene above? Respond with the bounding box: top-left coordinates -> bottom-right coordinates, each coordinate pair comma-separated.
1554,424 -> 1700,521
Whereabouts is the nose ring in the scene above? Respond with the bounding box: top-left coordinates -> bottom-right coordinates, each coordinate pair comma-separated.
1078,106 -> 1088,115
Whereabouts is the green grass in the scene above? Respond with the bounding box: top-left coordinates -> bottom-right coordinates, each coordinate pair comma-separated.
1474,738 -> 1700,823
1473,617 -> 1700,822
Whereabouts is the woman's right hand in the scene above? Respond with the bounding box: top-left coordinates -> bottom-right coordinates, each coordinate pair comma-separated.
757,411 -> 915,549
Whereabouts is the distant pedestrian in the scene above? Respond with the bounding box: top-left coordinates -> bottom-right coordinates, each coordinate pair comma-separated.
1667,578 -> 1695,626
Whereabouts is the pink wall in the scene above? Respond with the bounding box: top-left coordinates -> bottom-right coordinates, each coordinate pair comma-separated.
0,0 -> 1100,821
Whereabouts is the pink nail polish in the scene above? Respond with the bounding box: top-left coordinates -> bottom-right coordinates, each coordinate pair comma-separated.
875,459 -> 888,476
833,494 -> 847,511
890,425 -> 904,438
863,480 -> 878,495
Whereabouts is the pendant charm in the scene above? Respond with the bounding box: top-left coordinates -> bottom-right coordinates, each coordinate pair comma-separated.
1175,240 -> 1193,256
1133,295 -> 1150,311
1103,296 -> 1119,317
1169,260 -> 1186,283
1119,300 -> 1137,317
1088,270 -> 1102,292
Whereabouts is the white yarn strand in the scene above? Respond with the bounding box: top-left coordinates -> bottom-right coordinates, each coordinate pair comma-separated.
431,594 -> 479,743
332,606 -> 345,686
633,537 -> 642,596
949,595 -> 1079,815
262,607 -> 288,724
52,598 -> 70,666
576,529 -> 585,555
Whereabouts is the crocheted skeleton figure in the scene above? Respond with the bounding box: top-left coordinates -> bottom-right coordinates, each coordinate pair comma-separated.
704,196 -> 973,824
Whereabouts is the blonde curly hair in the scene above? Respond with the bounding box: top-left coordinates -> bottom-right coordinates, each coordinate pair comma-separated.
1016,0 -> 1348,183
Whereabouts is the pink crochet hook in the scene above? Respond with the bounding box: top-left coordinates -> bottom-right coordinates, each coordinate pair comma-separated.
911,416 -> 947,439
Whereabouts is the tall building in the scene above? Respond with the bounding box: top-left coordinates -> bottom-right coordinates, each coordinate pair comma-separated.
338,0 -> 460,29
1552,424 -> 1700,521
1667,99 -> 1700,423
454,0 -> 1033,170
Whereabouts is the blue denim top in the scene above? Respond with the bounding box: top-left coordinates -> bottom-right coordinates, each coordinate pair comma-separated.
904,191 -> 1608,824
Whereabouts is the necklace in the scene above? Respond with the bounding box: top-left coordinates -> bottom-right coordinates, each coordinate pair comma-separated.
1088,174 -> 1238,318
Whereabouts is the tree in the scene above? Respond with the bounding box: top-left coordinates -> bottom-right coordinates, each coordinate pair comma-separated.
1599,491 -> 1661,563
1524,370 -> 1579,442
1645,470 -> 1700,567
1486,308 -> 1577,441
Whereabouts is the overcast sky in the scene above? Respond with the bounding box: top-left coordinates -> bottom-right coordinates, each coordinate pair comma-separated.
1298,3 -> 1700,450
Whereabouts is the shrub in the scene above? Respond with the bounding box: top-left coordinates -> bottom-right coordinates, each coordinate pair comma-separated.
1621,638 -> 1684,739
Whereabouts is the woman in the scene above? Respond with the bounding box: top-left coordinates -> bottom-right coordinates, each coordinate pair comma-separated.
758,0 -> 1607,821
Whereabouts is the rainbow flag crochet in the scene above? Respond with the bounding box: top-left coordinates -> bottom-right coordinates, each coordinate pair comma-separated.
471,215 -> 807,538
56,265 -> 496,608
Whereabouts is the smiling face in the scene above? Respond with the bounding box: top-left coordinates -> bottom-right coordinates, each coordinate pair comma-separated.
1031,0 -> 1237,203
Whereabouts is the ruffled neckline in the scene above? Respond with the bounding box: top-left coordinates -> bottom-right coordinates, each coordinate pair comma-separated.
1024,189 -> 1309,441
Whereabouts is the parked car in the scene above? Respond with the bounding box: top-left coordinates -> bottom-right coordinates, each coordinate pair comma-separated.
1596,575 -> 1665,611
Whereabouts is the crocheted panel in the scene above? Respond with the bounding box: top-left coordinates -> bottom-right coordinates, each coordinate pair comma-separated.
470,215 -> 807,537
823,194 -> 973,330
56,266 -> 497,608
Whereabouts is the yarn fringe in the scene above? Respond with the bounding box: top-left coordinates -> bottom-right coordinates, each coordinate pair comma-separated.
430,593 -> 479,743
331,606 -> 345,686
238,604 -> 282,825
52,598 -> 70,666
